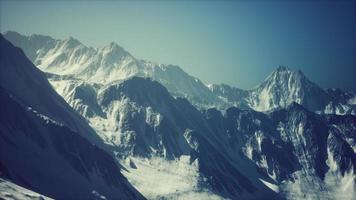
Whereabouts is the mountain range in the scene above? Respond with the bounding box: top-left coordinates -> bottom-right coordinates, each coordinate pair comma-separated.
4,31 -> 355,114
1,31 -> 355,200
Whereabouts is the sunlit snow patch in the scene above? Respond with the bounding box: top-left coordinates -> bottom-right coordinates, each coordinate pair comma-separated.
259,179 -> 279,193
121,156 -> 224,200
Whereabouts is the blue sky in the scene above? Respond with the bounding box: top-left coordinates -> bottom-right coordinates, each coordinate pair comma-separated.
1,0 -> 355,90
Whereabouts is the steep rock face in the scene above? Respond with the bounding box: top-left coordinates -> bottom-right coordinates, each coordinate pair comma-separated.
96,77 -> 193,158
0,34 -> 145,200
207,83 -> 249,109
205,106 -> 301,182
205,103 -> 356,199
270,103 -> 330,179
48,77 -> 105,118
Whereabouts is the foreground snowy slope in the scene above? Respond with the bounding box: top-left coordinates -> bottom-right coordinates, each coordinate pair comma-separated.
0,178 -> 53,200
121,156 -> 224,200
0,34 -> 145,200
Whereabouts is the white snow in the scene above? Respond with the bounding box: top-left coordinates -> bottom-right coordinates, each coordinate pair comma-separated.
245,144 -> 253,160
121,156 -> 224,200
255,131 -> 264,151
27,107 -> 63,126
278,141 -> 355,200
324,147 -> 356,200
259,179 -> 279,193
0,178 -> 53,200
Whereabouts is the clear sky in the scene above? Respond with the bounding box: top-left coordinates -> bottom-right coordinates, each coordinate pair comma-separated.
1,0 -> 355,91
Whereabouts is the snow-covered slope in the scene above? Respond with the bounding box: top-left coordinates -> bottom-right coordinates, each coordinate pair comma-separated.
121,156 -> 224,200
0,34 -> 145,200
3,31 -> 221,108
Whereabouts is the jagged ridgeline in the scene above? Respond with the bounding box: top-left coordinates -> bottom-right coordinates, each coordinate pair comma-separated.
1,32 -> 356,200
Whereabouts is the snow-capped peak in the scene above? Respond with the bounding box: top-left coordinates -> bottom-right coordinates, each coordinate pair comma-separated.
248,66 -> 331,111
99,42 -> 132,62
275,65 -> 291,72
275,65 -> 290,72
61,36 -> 82,48
264,66 -> 306,86
102,42 -> 126,52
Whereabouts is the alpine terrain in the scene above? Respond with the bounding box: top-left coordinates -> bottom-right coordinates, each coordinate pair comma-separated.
1,31 -> 355,200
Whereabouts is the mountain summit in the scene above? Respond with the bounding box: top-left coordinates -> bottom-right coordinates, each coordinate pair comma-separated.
249,65 -> 331,111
